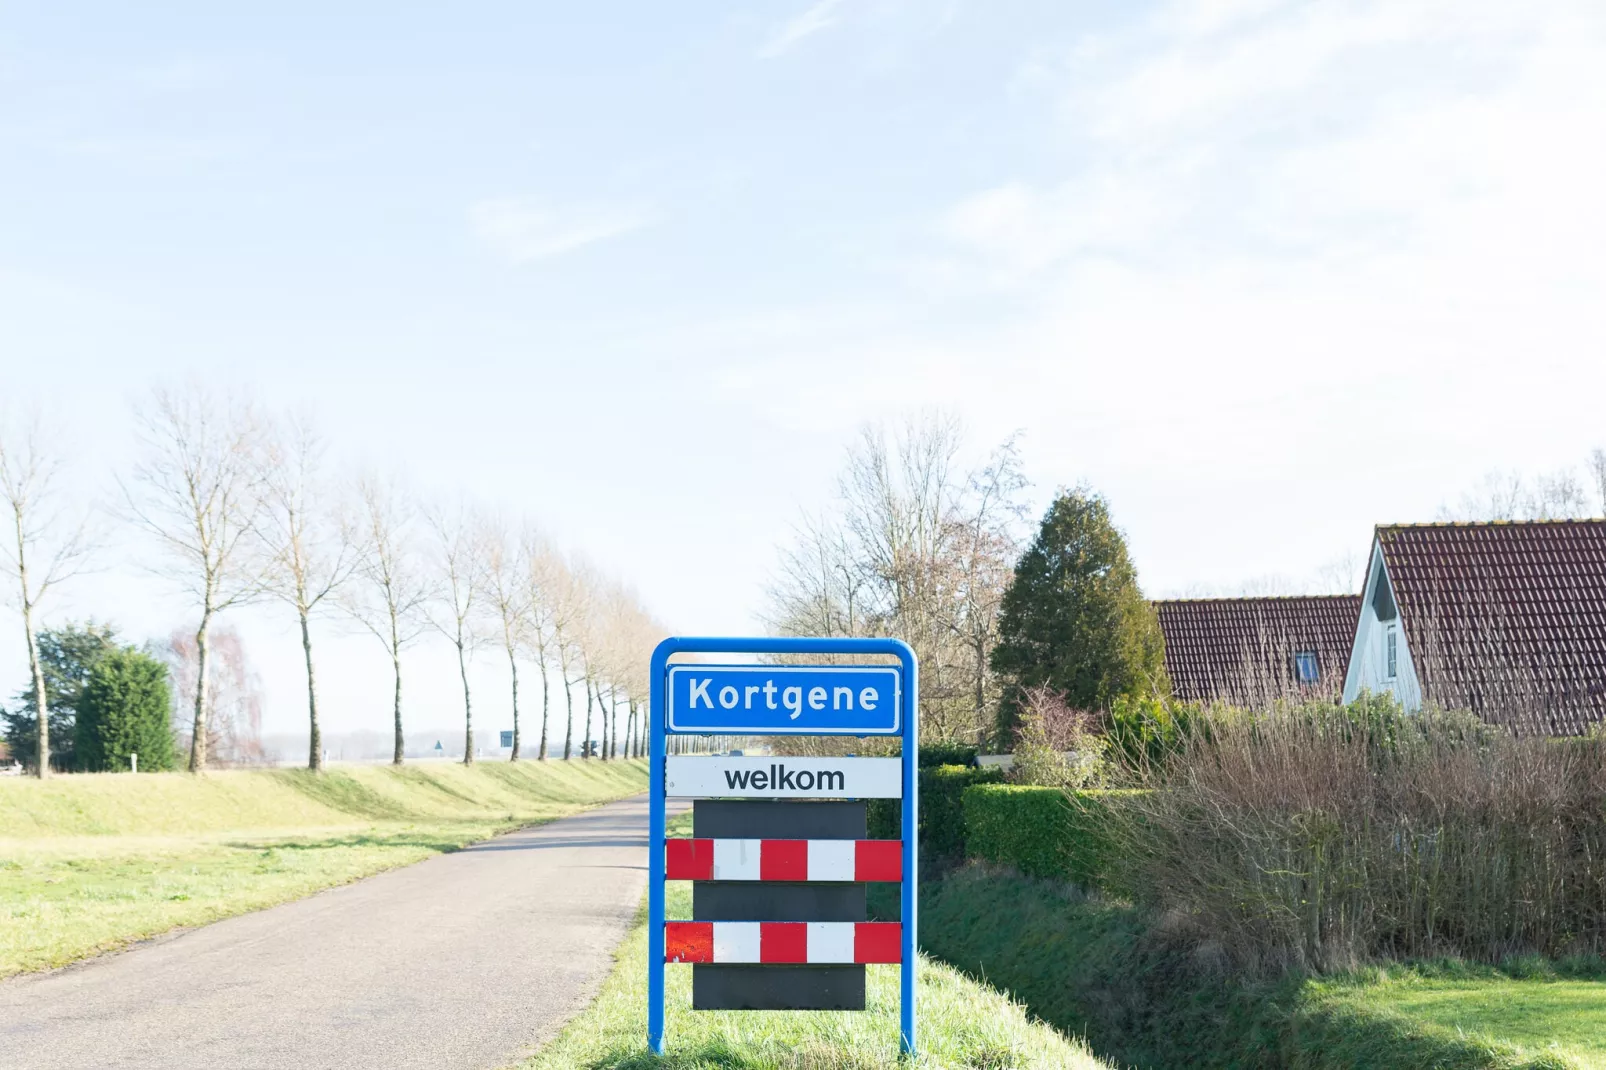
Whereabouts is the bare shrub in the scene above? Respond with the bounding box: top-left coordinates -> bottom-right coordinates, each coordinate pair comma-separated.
1008,685 -> 1104,788
157,624 -> 268,766
1106,698 -> 1606,973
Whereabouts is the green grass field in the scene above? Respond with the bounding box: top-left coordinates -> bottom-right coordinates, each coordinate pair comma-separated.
1315,970 -> 1606,1070
0,759 -> 648,977
524,813 -> 1107,1069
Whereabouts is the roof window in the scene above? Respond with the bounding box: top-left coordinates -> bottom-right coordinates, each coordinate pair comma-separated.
1294,651 -> 1319,683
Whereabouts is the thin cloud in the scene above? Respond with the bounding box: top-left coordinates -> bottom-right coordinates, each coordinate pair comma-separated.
65,135 -> 252,168
759,0 -> 848,58
468,197 -> 650,263
936,0 -> 1601,288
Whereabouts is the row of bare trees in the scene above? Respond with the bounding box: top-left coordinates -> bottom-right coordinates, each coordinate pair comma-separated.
1439,449 -> 1606,522
1,386 -> 667,777
765,414 -> 1030,746
373,496 -> 668,772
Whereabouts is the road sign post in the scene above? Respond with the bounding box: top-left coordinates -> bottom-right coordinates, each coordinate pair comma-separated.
648,637 -> 918,1058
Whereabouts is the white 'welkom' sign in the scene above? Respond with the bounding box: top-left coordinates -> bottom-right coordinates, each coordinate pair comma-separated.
664,756 -> 902,799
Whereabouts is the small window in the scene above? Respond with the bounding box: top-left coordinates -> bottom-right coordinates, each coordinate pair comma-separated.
1294,651 -> 1319,683
1386,628 -> 1398,679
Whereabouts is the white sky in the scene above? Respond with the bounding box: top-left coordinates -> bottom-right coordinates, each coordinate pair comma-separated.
3,0 -> 1604,742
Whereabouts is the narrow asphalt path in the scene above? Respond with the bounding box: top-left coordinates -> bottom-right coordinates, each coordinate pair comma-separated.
0,793 -> 684,1070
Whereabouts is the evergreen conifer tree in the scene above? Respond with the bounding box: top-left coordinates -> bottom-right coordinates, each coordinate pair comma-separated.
990,490 -> 1167,742
0,622 -> 117,771
74,647 -> 175,772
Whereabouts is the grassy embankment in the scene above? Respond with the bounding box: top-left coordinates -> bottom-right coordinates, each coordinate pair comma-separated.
0,759 -> 648,978
524,815 -> 1108,1070
920,865 -> 1606,1070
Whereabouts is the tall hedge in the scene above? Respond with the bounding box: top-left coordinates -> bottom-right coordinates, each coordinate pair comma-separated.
74,648 -> 175,773
917,742 -> 979,768
868,763 -> 1005,860
962,784 -> 1145,894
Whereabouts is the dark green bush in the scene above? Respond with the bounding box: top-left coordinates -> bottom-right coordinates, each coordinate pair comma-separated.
962,783 -> 1144,894
74,647 -> 174,772
1104,693 -> 1204,769
917,741 -> 978,768
867,763 -> 1005,861
1105,691 -> 1428,773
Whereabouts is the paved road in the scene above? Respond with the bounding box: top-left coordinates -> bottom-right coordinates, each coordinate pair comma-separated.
0,794 -> 682,1070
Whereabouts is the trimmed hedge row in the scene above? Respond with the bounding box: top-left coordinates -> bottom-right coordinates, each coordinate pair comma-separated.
868,763 -> 1005,861
962,784 -> 1145,894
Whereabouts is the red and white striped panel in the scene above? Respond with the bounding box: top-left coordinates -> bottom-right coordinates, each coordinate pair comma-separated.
664,921 -> 901,964
665,839 -> 902,882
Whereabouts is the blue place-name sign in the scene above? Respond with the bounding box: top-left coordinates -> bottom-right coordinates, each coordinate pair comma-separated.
666,664 -> 901,734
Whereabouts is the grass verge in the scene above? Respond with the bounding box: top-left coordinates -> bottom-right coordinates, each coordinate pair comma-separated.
919,863 -> 1605,1070
1314,967 -> 1606,1070
522,815 -> 1107,1070
0,759 -> 648,978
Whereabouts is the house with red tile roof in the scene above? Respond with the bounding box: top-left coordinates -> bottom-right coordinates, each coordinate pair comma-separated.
1154,595 -> 1362,706
1342,520 -> 1606,734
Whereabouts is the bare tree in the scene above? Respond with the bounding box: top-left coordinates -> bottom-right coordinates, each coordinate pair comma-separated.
1589,448 -> 1606,516
594,583 -> 664,761
157,623 -> 268,766
1313,550 -> 1365,596
581,649 -> 599,761
481,513 -> 530,761
124,386 -> 267,772
941,436 -> 1028,729
257,414 -> 355,772
1442,466 -> 1591,522
553,559 -> 592,760
427,501 -> 482,765
614,595 -> 667,760
0,411 -> 95,778
349,474 -> 430,764
768,512 -> 868,640
765,414 -> 1030,744
569,561 -> 614,760
1233,574 -> 1305,597
584,577 -> 626,763
1530,469 -> 1590,518
521,530 -> 568,761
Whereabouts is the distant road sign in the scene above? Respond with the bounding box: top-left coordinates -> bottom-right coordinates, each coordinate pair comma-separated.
667,665 -> 899,735
665,756 -> 902,798
500,731 -> 514,748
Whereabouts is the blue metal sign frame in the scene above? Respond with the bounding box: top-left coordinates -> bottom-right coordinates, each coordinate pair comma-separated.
648,636 -> 919,1057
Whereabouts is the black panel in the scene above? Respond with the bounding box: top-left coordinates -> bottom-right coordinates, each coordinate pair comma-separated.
688,799 -> 872,1011
695,882 -> 865,922
694,965 -> 866,1011
694,800 -> 865,839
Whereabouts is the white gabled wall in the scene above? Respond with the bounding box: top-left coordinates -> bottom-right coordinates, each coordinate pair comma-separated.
1342,539 -> 1423,710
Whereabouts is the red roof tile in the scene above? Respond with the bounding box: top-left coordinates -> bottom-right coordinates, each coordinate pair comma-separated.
1154,596 -> 1361,706
1377,519 -> 1606,734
